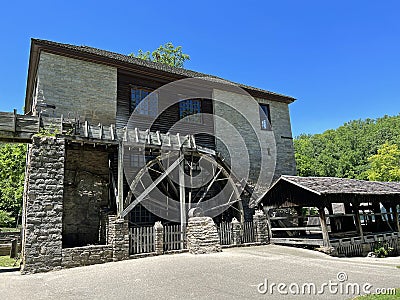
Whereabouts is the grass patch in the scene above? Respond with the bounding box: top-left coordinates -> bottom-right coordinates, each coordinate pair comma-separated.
0,255 -> 19,268
353,289 -> 400,299
0,227 -> 21,232
396,266 -> 400,269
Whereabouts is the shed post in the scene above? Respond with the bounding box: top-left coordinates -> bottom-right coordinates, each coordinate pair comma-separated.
393,204 -> 400,233
263,207 -> 273,240
318,206 -> 330,247
352,203 -> 364,242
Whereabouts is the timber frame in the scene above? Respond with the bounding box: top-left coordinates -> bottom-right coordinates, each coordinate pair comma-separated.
257,175 -> 400,256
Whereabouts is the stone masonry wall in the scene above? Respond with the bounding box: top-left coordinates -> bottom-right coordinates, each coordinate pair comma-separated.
33,52 -> 117,125
61,215 -> 129,268
186,217 -> 222,254
213,89 -> 296,192
22,136 -> 65,274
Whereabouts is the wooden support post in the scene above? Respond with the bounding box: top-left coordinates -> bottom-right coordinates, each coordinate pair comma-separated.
394,204 -> 400,233
99,123 -> 103,140
353,203 -> 364,242
12,109 -> 17,133
110,124 -> 115,140
10,239 -> 18,258
318,207 -> 331,247
263,207 -> 273,240
117,142 -> 124,216
84,121 -> 89,137
179,155 -> 186,249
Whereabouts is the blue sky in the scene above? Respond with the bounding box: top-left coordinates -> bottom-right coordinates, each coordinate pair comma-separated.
1,0 -> 399,137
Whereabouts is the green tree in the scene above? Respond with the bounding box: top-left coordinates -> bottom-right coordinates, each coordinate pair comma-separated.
0,143 -> 27,225
294,114 -> 400,180
366,142 -> 400,182
130,42 -> 190,68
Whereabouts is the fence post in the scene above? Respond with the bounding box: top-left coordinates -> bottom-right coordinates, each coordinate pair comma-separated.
253,210 -> 269,244
154,221 -> 164,255
108,216 -> 130,261
10,239 -> 18,258
231,218 -> 242,246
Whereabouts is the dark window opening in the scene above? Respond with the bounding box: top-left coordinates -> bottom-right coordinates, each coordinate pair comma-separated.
179,99 -> 202,123
259,104 -> 271,130
131,87 -> 158,116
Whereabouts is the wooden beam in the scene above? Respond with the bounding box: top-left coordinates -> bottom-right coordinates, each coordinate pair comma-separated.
120,155 -> 184,218
318,207 -> 331,247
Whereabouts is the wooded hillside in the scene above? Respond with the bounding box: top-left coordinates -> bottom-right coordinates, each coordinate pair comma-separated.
294,114 -> 400,181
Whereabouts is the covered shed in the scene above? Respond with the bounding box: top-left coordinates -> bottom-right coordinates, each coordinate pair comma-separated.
257,176 -> 400,256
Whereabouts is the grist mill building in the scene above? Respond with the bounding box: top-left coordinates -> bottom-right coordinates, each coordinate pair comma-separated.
1,39 -> 399,274
1,38 -> 295,273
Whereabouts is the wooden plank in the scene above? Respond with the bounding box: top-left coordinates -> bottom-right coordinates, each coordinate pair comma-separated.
271,238 -> 324,246
271,227 -> 322,231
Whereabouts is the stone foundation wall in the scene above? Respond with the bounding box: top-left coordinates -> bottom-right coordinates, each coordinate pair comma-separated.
62,245 -> 113,268
22,136 -> 65,274
61,215 -> 128,268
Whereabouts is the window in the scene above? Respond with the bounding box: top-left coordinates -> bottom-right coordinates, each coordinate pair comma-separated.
131,87 -> 158,116
259,104 -> 271,130
179,99 -> 202,123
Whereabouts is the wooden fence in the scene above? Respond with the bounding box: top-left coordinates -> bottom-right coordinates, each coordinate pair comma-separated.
130,226 -> 155,255
217,222 -> 232,245
332,233 -> 400,257
163,224 -> 183,251
242,221 -> 256,243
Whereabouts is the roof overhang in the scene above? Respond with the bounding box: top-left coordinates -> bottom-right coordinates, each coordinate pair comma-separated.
24,39 -> 296,114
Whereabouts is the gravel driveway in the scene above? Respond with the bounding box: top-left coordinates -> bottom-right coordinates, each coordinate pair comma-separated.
1,245 -> 399,299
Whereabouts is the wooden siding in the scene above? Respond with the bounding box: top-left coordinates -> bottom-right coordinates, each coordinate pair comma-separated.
117,70 -> 215,149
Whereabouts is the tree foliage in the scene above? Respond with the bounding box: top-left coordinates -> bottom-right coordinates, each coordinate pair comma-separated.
294,115 -> 400,181
0,143 -> 27,225
129,42 -> 190,68
366,142 -> 400,182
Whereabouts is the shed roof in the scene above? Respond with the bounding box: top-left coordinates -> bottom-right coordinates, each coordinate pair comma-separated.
280,175 -> 400,195
256,176 -> 400,208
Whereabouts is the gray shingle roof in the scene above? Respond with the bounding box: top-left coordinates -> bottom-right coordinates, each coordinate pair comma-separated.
281,175 -> 400,195
31,39 -> 296,102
